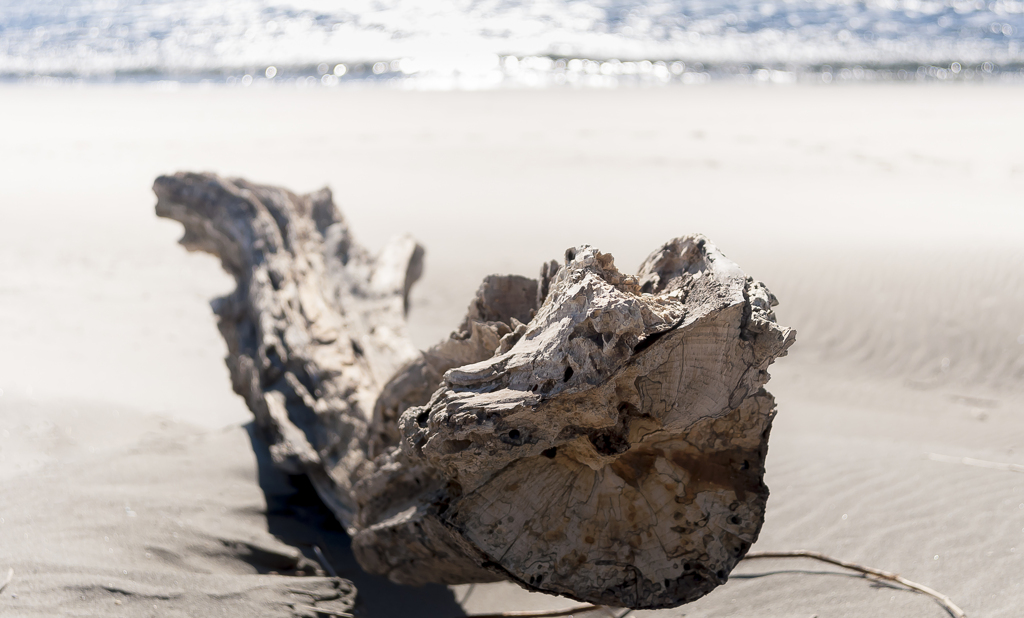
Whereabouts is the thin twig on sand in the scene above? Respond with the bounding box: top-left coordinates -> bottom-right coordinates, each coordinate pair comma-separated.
312,545 -> 339,578
928,452 -> 1024,473
462,549 -> 966,618
0,568 -> 12,594
294,604 -> 353,617
742,550 -> 966,618
465,604 -> 604,618
287,588 -> 343,603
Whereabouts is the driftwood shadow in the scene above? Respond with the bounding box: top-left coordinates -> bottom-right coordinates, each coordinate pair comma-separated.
245,423 -> 467,618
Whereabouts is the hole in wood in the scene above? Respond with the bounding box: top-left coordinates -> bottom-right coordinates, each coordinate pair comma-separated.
443,439 -> 472,454
617,402 -> 638,415
589,431 -> 628,456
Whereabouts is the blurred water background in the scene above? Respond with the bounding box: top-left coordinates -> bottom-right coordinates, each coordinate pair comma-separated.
2,0 -> 1024,87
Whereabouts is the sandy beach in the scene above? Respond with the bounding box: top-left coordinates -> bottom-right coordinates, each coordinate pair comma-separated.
1,83 -> 1023,617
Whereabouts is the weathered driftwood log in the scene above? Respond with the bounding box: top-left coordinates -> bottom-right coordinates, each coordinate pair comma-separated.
154,172 -> 795,609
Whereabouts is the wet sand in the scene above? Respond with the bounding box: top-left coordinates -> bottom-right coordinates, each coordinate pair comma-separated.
1,84 -> 1023,617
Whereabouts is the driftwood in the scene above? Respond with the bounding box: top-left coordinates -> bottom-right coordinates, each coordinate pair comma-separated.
154,172 -> 795,609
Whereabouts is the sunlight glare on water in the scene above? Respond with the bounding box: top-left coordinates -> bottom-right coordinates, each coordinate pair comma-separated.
2,0 -> 1024,85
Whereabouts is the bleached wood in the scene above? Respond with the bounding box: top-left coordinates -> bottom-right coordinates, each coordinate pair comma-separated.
153,172 -> 422,530
155,173 -> 795,609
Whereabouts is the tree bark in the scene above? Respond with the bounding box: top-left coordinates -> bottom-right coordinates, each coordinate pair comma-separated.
154,172 -> 795,609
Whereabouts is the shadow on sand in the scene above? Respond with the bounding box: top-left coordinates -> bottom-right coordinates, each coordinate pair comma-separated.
246,423 -> 467,618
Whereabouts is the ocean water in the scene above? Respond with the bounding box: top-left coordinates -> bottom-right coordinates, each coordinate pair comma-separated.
2,0 -> 1024,86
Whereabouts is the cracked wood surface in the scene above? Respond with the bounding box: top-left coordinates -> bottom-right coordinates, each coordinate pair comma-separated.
154,172 -> 794,609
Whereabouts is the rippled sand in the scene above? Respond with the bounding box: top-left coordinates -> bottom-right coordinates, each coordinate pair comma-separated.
1,84 -> 1022,617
